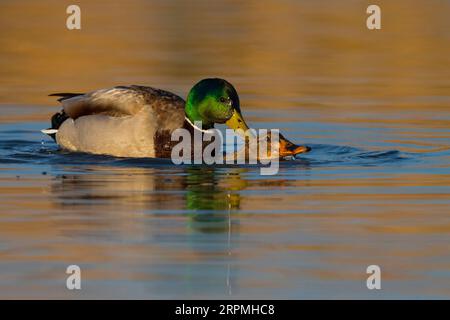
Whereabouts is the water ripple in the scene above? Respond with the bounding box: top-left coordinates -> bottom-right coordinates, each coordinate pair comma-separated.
0,138 -> 413,168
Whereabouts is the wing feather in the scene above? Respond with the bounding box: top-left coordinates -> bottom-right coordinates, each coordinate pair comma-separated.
50,85 -> 185,119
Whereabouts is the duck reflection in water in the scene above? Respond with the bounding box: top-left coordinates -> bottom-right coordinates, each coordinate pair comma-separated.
49,164 -> 248,296
50,165 -> 246,232
185,166 -> 245,233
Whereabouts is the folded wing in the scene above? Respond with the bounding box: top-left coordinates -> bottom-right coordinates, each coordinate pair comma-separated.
49,85 -> 185,119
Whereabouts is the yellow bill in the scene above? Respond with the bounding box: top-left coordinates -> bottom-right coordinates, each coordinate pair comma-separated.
225,110 -> 251,136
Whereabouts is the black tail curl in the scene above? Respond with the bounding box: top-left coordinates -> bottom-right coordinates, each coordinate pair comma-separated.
42,110 -> 69,141
49,92 -> 84,102
43,92 -> 83,140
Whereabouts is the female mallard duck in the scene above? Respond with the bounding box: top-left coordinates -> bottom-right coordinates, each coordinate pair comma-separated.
42,78 -> 310,159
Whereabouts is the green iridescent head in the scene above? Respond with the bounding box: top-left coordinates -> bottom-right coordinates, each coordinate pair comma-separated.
185,78 -> 250,131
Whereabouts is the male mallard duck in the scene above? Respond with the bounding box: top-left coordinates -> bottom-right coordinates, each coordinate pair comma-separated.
42,78 -> 310,158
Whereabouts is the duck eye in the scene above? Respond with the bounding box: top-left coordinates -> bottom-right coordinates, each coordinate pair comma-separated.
219,97 -> 226,103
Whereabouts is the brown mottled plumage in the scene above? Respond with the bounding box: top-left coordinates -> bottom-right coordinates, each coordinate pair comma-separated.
47,85 -> 187,158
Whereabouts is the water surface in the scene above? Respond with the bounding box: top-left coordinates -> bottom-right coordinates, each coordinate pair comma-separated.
0,0 -> 449,299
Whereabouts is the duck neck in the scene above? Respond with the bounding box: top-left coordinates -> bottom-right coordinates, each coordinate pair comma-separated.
185,100 -> 214,130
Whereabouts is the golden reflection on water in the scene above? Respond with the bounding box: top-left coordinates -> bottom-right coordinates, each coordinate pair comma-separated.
1,161 -> 449,297
1,0 -> 449,109
0,0 -> 449,298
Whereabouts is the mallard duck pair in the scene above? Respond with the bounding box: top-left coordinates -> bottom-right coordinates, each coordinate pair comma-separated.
42,78 -> 310,159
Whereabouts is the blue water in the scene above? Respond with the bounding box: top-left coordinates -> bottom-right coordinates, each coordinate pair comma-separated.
0,110 -> 449,299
